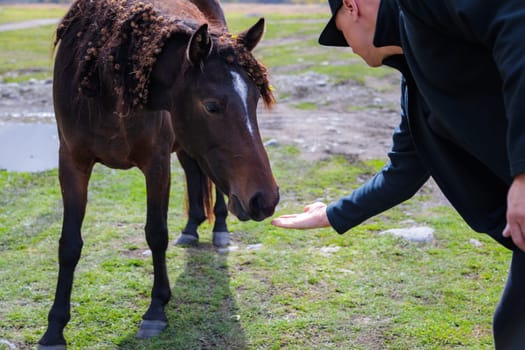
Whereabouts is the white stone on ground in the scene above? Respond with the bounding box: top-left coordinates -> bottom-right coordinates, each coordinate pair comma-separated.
380,226 -> 434,243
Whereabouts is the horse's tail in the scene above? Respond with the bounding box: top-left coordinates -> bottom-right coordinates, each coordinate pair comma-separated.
184,173 -> 215,224
202,175 -> 215,224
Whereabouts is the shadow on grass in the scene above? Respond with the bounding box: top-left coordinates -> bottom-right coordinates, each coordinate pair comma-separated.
119,243 -> 248,350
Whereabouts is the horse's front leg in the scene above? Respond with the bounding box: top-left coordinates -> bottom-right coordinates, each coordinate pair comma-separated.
212,189 -> 230,247
137,154 -> 172,338
38,150 -> 93,350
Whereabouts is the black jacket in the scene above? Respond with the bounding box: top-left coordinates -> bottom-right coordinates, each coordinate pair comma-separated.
327,0 -> 521,250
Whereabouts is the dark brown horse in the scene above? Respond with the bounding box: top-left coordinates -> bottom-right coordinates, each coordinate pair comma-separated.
38,0 -> 279,348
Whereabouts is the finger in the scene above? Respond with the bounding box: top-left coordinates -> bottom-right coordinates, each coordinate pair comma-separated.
502,223 -> 511,238
503,216 -> 521,238
303,204 -> 316,212
304,202 -> 325,212
272,212 -> 317,228
273,214 -> 301,219
503,221 -> 525,252
271,217 -> 303,228
513,222 -> 525,251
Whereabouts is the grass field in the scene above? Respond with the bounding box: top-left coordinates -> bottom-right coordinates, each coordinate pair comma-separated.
0,4 -> 512,350
0,144 -> 511,350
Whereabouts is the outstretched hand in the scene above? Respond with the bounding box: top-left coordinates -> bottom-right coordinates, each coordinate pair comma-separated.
503,173 -> 525,252
271,202 -> 331,229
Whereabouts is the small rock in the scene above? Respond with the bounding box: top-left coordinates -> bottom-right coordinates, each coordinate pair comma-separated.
380,226 -> 434,243
320,246 -> 340,254
264,139 -> 278,147
0,339 -> 16,349
469,238 -> 483,248
217,245 -> 239,254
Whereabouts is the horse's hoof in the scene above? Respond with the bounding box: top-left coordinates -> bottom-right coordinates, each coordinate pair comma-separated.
37,345 -> 67,350
174,233 -> 198,246
136,319 -> 168,339
213,231 -> 230,248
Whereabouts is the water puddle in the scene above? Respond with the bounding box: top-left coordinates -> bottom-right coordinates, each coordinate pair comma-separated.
0,123 -> 58,172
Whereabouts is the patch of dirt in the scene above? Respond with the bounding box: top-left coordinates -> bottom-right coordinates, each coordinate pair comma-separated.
0,79 -> 55,123
259,72 -> 401,162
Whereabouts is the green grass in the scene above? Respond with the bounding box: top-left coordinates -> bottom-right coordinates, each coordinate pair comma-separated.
292,101 -> 318,110
0,5 -> 66,24
0,5 -> 66,81
0,25 -> 57,81
0,144 -> 511,349
249,14 -> 393,82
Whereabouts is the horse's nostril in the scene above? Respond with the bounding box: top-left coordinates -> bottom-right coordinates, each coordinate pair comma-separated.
249,192 -> 264,211
249,192 -> 275,221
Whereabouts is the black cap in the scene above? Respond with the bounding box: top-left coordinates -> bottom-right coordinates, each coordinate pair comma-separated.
318,0 -> 348,47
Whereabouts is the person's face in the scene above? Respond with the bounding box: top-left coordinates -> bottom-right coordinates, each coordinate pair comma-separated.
334,1 -> 384,67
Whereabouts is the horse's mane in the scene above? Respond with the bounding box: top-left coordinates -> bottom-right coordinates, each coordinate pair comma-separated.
55,0 -> 275,115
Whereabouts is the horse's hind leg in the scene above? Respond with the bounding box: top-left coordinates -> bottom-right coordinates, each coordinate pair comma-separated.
136,155 -> 172,338
38,149 -> 93,350
175,151 -> 230,247
174,150 -> 207,246
212,189 -> 230,248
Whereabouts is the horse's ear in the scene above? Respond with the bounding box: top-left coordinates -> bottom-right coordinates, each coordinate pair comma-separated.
186,23 -> 212,66
236,18 -> 265,52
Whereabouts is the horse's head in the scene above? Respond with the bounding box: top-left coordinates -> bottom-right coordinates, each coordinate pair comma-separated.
150,18 -> 279,221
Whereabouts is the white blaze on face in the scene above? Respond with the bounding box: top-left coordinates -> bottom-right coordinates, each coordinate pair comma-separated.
230,70 -> 254,135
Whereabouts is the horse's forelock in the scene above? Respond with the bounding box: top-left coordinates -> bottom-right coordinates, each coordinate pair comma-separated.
216,35 -> 275,109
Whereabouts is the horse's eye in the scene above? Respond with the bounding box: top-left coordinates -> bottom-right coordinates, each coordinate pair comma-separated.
203,101 -> 221,114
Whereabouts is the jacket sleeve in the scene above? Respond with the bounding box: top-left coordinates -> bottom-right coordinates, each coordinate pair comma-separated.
326,102 -> 430,234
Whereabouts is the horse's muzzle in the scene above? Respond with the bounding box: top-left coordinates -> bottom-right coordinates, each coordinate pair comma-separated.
229,189 -> 279,222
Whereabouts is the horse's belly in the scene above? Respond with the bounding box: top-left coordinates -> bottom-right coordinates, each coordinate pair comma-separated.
57,104 -> 174,169
92,137 -> 137,169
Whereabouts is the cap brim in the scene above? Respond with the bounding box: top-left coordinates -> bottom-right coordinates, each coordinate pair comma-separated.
318,16 -> 348,47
